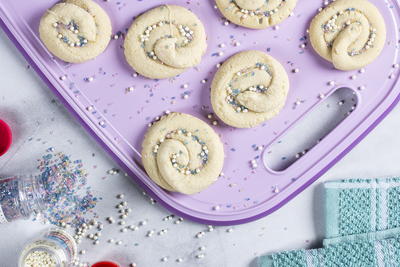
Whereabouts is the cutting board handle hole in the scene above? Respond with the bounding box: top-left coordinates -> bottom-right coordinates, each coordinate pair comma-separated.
263,87 -> 358,172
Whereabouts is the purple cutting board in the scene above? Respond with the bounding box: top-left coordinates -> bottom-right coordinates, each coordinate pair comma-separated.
1,0 -> 399,225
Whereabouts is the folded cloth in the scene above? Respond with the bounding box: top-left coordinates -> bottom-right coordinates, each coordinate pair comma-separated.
325,178 -> 400,239
258,231 -> 400,267
258,177 -> 400,267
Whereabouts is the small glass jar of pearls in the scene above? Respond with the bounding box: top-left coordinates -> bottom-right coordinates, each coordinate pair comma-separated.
18,228 -> 77,267
0,175 -> 47,224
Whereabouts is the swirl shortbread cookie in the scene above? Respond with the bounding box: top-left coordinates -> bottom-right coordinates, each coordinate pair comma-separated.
211,50 -> 289,128
142,113 -> 224,195
39,0 -> 112,63
124,5 -> 207,79
309,0 -> 386,71
215,0 -> 297,29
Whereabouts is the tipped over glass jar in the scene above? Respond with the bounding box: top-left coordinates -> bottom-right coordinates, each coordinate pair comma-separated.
0,175 -> 46,224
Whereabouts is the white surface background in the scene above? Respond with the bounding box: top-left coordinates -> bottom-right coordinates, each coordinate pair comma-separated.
1,26 -> 400,267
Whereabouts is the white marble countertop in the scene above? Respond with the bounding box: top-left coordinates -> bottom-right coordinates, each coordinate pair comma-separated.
1,28 -> 400,267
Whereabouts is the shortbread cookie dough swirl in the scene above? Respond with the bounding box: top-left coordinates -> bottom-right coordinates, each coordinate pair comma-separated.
142,113 -> 224,195
211,50 -> 289,128
39,0 -> 112,63
124,5 -> 207,79
309,0 -> 386,71
215,0 -> 297,29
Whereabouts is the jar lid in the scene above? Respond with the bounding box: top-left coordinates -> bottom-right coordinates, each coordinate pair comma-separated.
0,119 -> 12,156
92,261 -> 120,267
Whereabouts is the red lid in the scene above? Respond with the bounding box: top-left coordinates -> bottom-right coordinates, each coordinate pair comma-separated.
0,119 -> 12,156
92,262 -> 120,267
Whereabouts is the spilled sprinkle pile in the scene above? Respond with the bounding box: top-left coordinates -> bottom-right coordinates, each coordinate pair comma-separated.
35,149 -> 100,228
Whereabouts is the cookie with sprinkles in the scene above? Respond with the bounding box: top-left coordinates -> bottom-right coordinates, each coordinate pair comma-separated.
124,5 -> 207,79
215,0 -> 297,29
141,113 -> 224,194
309,0 -> 386,71
39,0 -> 112,63
211,50 -> 289,128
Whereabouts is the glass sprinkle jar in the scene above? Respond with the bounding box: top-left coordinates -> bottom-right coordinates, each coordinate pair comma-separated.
19,228 -> 77,267
0,175 -> 46,224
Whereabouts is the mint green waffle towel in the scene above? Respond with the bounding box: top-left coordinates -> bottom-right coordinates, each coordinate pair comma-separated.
258,178 -> 400,267
325,178 -> 400,239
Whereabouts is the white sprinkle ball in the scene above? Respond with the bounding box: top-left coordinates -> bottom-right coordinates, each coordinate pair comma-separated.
359,68 -> 365,73
196,232 -> 205,238
218,51 -> 224,56
199,246 -> 206,251
60,75 -> 67,81
130,263 -> 137,267
87,77 -> 94,82
350,75 -> 357,80
219,43 -> 226,48
393,63 -> 399,69
212,205 -> 220,211
273,25 -> 280,30
358,85 -> 365,91
176,258 -> 183,263
115,240 -> 122,245
292,68 -> 299,73
389,73 -> 395,79
327,81 -> 335,86
196,254 -> 205,259
226,228 -> 233,233
161,257 -> 168,262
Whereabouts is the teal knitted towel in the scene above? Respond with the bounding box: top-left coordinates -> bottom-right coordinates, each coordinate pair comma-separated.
258,230 -> 400,267
258,178 -> 400,267
325,178 -> 400,239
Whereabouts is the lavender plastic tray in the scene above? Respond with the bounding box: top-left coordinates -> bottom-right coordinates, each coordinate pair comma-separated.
1,0 -> 399,225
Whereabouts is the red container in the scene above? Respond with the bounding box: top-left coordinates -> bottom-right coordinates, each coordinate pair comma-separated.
0,119 -> 12,156
92,262 -> 120,267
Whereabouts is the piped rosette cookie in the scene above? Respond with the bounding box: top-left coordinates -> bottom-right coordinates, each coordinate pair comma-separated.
39,0 -> 112,63
309,0 -> 386,71
141,113 -> 224,195
215,0 -> 297,29
211,50 -> 289,128
124,5 -> 207,79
